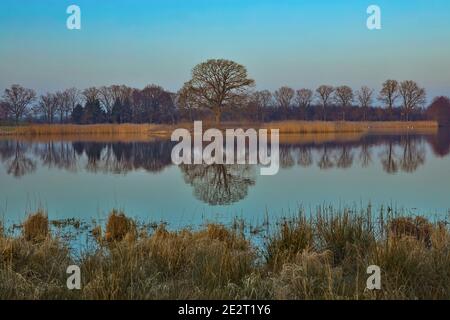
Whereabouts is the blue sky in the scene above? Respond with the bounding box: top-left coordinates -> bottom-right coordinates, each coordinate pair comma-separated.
0,0 -> 449,99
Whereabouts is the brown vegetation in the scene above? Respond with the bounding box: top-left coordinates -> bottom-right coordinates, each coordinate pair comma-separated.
1,207 -> 450,299
0,120 -> 438,138
22,210 -> 49,242
104,210 -> 136,243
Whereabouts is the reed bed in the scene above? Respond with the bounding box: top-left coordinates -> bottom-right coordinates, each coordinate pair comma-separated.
0,124 -> 169,136
0,121 -> 438,138
1,206 -> 450,300
265,121 -> 438,134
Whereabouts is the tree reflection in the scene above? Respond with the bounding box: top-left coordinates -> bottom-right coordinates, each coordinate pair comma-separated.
359,143 -> 372,168
34,141 -> 77,171
297,147 -> 313,167
5,141 -> 36,177
400,136 -> 426,173
318,146 -> 334,170
335,146 -> 353,169
180,164 -> 256,205
380,142 -> 398,174
279,146 -> 295,168
0,132 -> 447,178
427,128 -> 450,157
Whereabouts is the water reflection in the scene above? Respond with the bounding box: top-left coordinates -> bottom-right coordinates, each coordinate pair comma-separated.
180,164 -> 256,205
0,140 -> 36,177
1,131 -> 449,206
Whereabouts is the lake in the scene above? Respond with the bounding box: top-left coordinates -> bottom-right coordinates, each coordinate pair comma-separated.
1,130 -> 450,228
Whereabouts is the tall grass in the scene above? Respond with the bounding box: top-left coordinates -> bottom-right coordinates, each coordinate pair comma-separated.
1,207 -> 450,299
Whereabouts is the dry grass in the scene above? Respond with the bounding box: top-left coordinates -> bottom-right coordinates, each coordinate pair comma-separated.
0,121 -> 438,138
1,207 -> 450,299
265,120 -> 438,134
0,124 -> 175,137
389,216 -> 433,246
22,210 -> 49,242
104,209 -> 136,243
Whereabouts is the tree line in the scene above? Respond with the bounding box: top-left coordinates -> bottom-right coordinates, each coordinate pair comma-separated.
1,59 -> 448,125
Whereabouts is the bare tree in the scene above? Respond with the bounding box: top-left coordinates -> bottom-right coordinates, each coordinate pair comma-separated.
186,59 -> 255,123
2,84 -> 36,124
0,101 -> 8,121
315,85 -> 334,120
295,88 -> 313,109
356,86 -> 374,120
251,90 -> 272,122
177,83 -> 200,121
112,85 -> 133,104
36,92 -> 58,123
98,85 -> 132,121
398,80 -> 426,121
55,91 -> 73,123
98,86 -> 115,120
295,88 -> 313,120
64,88 -> 81,118
83,87 -> 100,104
334,86 -> 354,107
378,80 -> 399,110
274,86 -> 295,118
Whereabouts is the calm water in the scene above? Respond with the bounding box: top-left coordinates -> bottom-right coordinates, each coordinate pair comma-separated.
1,130 -> 450,227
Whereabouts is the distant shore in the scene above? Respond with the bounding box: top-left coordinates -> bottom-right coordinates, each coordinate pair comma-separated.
0,120 -> 439,138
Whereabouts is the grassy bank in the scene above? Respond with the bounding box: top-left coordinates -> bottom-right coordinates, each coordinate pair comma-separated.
0,121 -> 439,137
1,207 -> 450,300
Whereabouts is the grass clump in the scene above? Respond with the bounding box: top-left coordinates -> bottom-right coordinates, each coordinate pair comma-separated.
22,210 -> 49,242
104,210 -> 136,243
265,215 -> 314,271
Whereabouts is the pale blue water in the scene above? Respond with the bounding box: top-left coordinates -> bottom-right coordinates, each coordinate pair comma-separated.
1,131 -> 449,228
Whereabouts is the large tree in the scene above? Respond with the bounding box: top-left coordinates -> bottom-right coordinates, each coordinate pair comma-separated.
398,80 -> 426,121
2,84 -> 36,124
186,59 -> 255,124
378,80 -> 399,110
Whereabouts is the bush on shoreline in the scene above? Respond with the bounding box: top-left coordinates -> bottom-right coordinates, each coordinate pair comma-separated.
1,208 -> 450,300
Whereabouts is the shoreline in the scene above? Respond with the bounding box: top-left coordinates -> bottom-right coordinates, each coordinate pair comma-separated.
0,121 -> 439,138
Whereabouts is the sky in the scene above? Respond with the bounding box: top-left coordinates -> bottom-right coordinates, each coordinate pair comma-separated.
0,0 -> 449,100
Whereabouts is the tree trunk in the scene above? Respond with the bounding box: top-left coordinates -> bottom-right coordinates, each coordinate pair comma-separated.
214,107 -> 221,124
